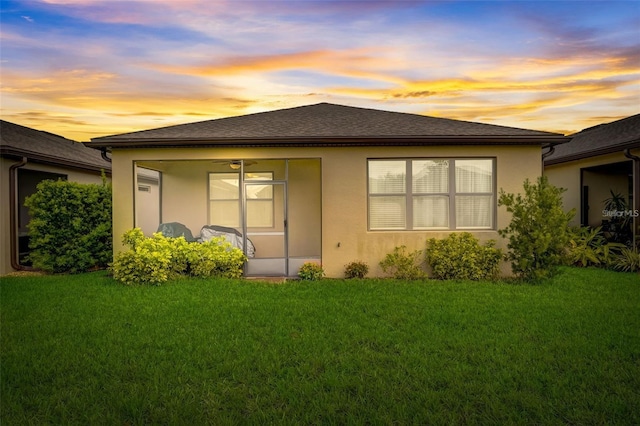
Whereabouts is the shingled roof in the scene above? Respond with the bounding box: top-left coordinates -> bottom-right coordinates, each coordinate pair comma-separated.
1,120 -> 111,173
88,103 -> 567,148
545,114 -> 640,165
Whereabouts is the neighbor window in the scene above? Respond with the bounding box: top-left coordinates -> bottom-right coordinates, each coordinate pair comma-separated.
368,159 -> 494,230
209,172 -> 273,228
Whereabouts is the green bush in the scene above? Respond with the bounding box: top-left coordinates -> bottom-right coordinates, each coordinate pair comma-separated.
24,176 -> 112,273
298,262 -> 325,281
425,233 -> 502,281
611,247 -> 640,273
185,239 -> 247,279
379,246 -> 427,280
498,176 -> 575,282
344,261 -> 369,279
567,226 -> 625,268
112,229 -> 246,285
112,229 -> 179,285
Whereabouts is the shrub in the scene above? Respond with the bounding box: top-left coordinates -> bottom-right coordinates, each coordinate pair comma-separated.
566,226 -> 625,268
379,246 -> 427,280
298,262 -> 325,281
111,229 -> 180,285
25,176 -> 112,273
498,176 -> 575,282
344,261 -> 369,279
185,239 -> 247,279
611,247 -> 640,273
602,190 -> 634,245
425,233 -> 502,281
111,229 -> 246,285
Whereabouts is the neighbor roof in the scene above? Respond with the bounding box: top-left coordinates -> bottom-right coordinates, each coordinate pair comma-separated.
88,103 -> 567,148
545,114 -> 640,165
0,120 -> 111,173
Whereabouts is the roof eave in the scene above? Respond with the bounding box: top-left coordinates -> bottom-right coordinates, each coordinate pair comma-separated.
86,135 -> 569,149
544,140 -> 640,166
1,146 -> 112,175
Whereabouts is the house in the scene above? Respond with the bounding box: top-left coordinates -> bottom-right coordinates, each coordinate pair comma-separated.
86,103 -> 569,278
1,120 -> 112,274
544,114 -> 640,247
0,120 -> 159,275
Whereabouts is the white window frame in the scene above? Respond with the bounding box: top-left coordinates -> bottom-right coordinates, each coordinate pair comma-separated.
368,158 -> 496,231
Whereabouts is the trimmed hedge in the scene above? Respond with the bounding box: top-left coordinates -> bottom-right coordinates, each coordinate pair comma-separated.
24,177 -> 112,273
426,233 -> 502,281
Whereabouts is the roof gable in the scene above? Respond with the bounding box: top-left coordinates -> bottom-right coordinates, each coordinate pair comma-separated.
544,114 -> 640,165
89,103 -> 566,148
0,120 -> 111,172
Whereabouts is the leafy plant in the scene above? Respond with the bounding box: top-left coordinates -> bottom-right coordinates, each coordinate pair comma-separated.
111,229 -> 177,285
603,190 -> 628,213
185,239 -> 247,279
379,246 -> 427,280
602,190 -> 633,245
111,229 -> 246,285
567,226 -> 625,268
498,176 -> 575,282
298,262 -> 325,281
25,175 -> 112,273
611,247 -> 640,273
425,233 -> 502,281
344,261 -> 369,279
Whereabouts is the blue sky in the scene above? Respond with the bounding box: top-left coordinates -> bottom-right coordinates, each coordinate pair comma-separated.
1,0 -> 638,140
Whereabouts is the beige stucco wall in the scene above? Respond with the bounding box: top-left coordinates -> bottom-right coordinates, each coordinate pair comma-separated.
545,152 -> 631,227
112,144 -> 541,278
0,158 -> 108,275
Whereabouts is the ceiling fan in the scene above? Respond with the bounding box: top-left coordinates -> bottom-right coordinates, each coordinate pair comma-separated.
212,159 -> 257,170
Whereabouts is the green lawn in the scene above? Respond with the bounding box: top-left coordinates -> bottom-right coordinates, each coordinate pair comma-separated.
1,268 -> 639,425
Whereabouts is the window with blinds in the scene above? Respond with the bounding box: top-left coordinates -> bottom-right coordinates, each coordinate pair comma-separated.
368,159 -> 494,230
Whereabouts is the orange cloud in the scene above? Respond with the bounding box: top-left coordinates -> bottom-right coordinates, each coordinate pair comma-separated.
155,48 -> 404,84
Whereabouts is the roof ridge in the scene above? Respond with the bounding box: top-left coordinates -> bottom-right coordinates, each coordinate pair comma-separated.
1,119 -> 78,143
92,102 -> 563,142
572,113 -> 640,135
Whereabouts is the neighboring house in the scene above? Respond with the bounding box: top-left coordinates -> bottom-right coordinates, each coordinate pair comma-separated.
86,103 -> 568,278
0,120 -> 159,275
544,114 -> 640,247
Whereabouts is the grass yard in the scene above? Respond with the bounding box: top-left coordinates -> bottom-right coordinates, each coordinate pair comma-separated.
1,267 -> 639,425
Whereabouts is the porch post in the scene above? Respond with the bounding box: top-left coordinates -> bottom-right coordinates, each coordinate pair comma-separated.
624,149 -> 640,248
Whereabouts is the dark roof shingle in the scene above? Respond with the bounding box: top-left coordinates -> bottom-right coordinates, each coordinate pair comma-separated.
545,114 -> 640,165
1,120 -> 111,172
89,103 -> 566,147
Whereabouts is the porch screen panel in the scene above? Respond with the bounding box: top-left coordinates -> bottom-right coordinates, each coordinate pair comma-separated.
369,161 -> 406,229
245,173 -> 274,228
209,173 -> 240,227
245,186 -> 273,228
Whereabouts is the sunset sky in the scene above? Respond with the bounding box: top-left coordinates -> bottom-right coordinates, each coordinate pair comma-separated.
1,0 -> 639,141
